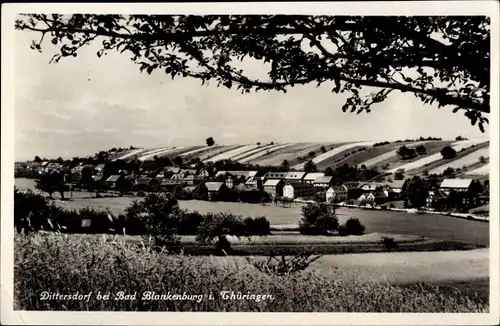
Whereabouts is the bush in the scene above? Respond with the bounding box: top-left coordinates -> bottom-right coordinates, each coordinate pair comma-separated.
299,203 -> 338,235
14,233 -> 488,312
441,146 -> 457,159
338,217 -> 366,236
176,210 -> 205,235
381,237 -> 399,252
243,216 -> 271,236
196,212 -> 247,254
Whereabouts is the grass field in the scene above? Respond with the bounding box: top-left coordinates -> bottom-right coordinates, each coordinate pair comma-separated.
323,142 -> 404,170
361,140 -> 432,167
239,143 -> 293,163
14,233 -> 489,312
293,141 -> 377,170
467,163 -> 490,176
203,144 -> 261,163
248,143 -> 318,165
46,196 -> 489,246
429,146 -> 490,175
197,144 -> 243,161
373,140 -> 452,171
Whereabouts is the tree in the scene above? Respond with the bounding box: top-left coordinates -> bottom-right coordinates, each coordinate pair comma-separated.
34,156 -> 42,163
35,171 -> 66,199
16,15 -> 490,131
299,203 -> 339,235
206,137 -> 215,147
415,145 -> 427,155
440,145 -> 457,159
173,156 -> 183,167
396,146 -> 416,160
479,156 -> 487,164
304,160 -> 317,173
394,169 -> 405,180
401,176 -> 428,209
280,159 -> 290,172
320,146 -> 327,153
442,167 -> 456,177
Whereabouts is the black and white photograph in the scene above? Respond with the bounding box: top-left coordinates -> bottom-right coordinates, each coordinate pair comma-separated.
1,1 -> 499,325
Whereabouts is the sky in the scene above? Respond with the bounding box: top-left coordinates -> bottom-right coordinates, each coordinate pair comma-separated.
14,29 -> 489,162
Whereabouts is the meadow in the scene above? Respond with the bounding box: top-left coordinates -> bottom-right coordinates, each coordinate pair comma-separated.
14,232 -> 489,312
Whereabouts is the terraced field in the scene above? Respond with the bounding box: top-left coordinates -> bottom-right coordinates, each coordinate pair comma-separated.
388,140 -> 488,174
136,147 -> 173,161
249,143 -> 336,166
203,144 -> 262,163
114,148 -> 150,160
139,147 -> 191,161
237,144 -> 291,163
197,145 -> 243,161
293,141 -> 377,170
316,142 -> 412,170
466,164 -> 490,176
231,144 -> 280,162
361,141 -> 432,168
429,147 -> 490,175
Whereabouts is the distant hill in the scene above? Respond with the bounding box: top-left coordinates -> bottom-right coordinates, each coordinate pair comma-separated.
108,139 -> 490,177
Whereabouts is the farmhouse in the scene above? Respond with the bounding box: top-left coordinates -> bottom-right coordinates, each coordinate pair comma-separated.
313,176 -> 334,189
133,177 -> 159,191
359,190 -> 390,205
385,180 -> 406,194
160,180 -> 184,193
360,182 -> 386,192
284,171 -> 307,182
106,175 -> 123,188
95,164 -> 105,175
282,182 -> 315,200
205,182 -> 232,201
343,182 -> 363,200
440,178 -> 473,195
263,179 -> 285,197
326,185 -> 348,203
426,189 -> 448,209
302,172 -> 325,184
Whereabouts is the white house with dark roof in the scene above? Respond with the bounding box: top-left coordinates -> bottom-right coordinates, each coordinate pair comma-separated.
303,172 -> 325,184
283,182 -> 315,199
326,185 -> 348,203
439,178 -> 473,195
385,180 -> 406,194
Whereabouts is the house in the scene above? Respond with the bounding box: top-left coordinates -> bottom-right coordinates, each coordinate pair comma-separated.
313,176 -> 335,189
361,182 -> 386,192
92,175 -> 106,189
326,185 -> 348,203
302,172 -> 325,184
343,182 -> 363,200
182,174 -> 204,186
106,175 -> 124,189
284,171 -> 307,182
182,183 -> 209,200
263,179 -> 285,198
164,166 -> 181,178
133,177 -> 159,191
283,182 -> 315,199
426,189 -> 448,209
159,180 -> 184,194
359,190 -> 390,205
263,172 -> 288,180
385,180 -> 406,194
205,181 -> 232,201
225,176 -> 234,189
439,178 -> 473,195
196,168 -> 210,178
95,164 -> 105,175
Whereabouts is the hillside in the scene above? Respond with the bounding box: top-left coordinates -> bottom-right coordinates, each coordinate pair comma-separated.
93,139 -> 491,177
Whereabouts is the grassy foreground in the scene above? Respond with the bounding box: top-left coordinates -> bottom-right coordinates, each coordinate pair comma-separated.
14,233 -> 487,312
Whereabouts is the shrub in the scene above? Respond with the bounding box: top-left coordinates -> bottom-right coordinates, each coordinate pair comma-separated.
78,207 -> 115,234
243,216 -> 271,236
176,210 -> 205,235
196,212 -> 247,254
338,217 -> 366,236
381,237 -> 399,252
299,203 -> 338,235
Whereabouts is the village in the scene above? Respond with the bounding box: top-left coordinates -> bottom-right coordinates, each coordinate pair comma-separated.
14,153 -> 489,215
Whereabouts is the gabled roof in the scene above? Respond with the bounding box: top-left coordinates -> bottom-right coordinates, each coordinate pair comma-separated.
303,172 -> 325,181
183,185 -> 198,193
165,166 -> 181,174
264,172 -> 288,179
284,181 -> 314,189
428,189 -> 448,199
314,176 -> 334,184
205,181 -> 226,192
374,190 -> 389,198
106,175 -> 121,182
440,178 -> 473,189
135,178 -> 152,185
95,164 -> 105,170
344,181 -> 362,189
93,175 -> 104,182
264,179 -> 283,187
284,171 -> 307,180
386,180 -> 405,189
328,185 -> 347,193
361,182 -> 385,190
